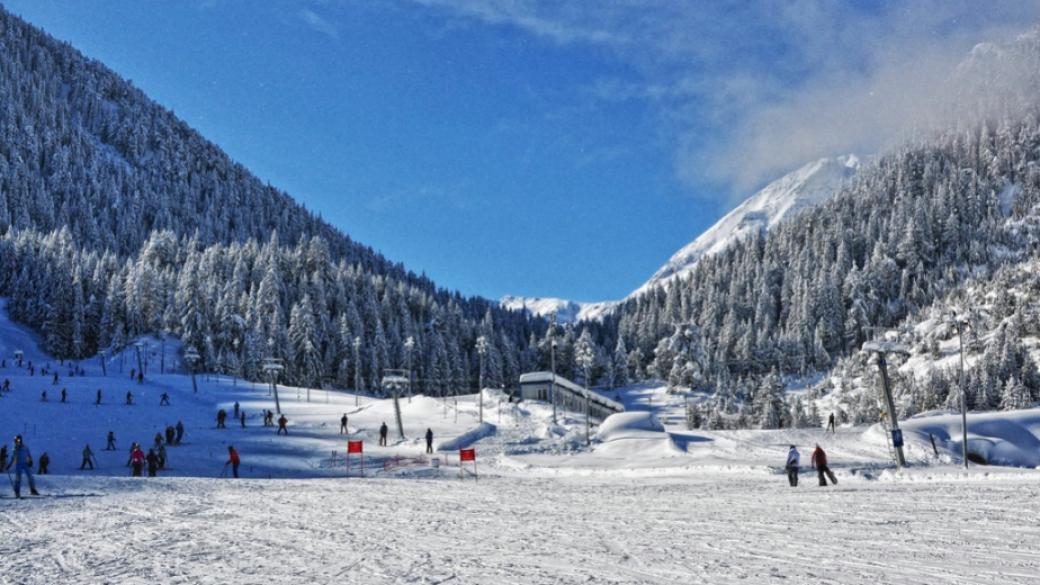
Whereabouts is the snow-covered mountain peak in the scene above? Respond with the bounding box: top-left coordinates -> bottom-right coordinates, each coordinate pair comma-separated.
628,154 -> 861,299
499,295 -> 617,324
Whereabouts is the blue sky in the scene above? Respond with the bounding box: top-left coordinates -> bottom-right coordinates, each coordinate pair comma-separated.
5,1 -> 1039,301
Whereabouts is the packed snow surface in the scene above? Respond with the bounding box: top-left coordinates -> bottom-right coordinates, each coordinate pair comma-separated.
2,301 -> 1040,583
630,154 -> 860,298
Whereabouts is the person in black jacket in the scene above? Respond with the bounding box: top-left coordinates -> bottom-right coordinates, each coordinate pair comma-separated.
425,428 -> 434,454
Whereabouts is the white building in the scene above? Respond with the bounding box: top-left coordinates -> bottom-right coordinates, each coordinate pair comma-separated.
518,372 -> 624,421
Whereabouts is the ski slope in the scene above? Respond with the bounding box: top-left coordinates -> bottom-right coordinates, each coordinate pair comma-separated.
3,301 -> 1040,584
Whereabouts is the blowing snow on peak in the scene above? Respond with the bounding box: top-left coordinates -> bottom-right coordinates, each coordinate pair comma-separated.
629,154 -> 861,299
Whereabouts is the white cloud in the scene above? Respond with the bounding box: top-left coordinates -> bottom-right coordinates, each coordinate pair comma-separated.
299,8 -> 339,40
405,0 -> 1040,196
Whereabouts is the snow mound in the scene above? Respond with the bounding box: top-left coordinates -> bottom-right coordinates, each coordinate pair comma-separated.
436,422 -> 496,452
901,408 -> 1040,468
593,412 -> 683,458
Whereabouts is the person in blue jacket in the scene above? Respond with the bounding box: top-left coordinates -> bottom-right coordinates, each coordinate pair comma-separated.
5,435 -> 39,498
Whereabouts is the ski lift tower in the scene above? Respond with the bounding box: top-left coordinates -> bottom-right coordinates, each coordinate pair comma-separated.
381,368 -> 409,439
262,357 -> 285,414
183,346 -> 201,393
862,340 -> 910,468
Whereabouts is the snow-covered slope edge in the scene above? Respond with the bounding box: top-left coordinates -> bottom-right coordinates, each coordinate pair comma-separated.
629,154 -> 862,299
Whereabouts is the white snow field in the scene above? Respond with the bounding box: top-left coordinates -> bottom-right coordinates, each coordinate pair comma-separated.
2,301 -> 1040,584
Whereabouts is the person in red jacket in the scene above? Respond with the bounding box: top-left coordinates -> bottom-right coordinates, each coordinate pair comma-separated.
226,446 -> 241,478
811,444 -> 837,486
129,444 -> 145,477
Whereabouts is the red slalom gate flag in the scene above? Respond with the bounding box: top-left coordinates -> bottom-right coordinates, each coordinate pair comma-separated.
348,440 -> 363,454
459,448 -> 476,462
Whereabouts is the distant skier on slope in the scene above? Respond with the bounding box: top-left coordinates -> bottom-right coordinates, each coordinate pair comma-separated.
785,445 -> 800,487
379,422 -> 388,446
216,409 -> 227,429
146,449 -> 159,477
159,392 -> 170,406
226,446 -> 241,478
340,414 -> 348,435
129,444 -> 145,477
126,391 -> 134,405
6,435 -> 39,497
811,444 -> 837,486
60,388 -> 67,403
827,413 -> 836,433
277,414 -> 288,435
425,428 -> 434,454
106,431 -> 116,451
233,401 -> 240,419
95,389 -> 102,405
37,452 -> 50,475
81,445 -> 95,470
175,421 -> 185,444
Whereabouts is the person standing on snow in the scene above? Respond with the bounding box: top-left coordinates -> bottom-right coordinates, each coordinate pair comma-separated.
216,409 -> 227,429
379,422 -> 388,446
129,444 -> 145,477
146,449 -> 159,477
226,446 -> 241,478
126,391 -> 134,406
0,445 -> 6,470
6,435 -> 39,497
159,392 -> 170,406
811,444 -> 837,486
37,452 -> 50,475
340,414 -> 348,435
785,445 -> 800,487
240,411 -> 246,428
827,413 -> 836,433
81,444 -> 95,470
233,402 -> 240,419
60,388 -> 67,403
277,414 -> 288,435
95,389 -> 102,405
425,428 -> 434,454
175,420 -> 185,444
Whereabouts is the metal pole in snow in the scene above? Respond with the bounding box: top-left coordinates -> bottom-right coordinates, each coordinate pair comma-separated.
956,323 -> 969,469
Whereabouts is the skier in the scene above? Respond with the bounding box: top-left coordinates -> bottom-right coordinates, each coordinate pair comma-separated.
159,392 -> 170,406
96,389 -> 102,405
379,422 -> 388,446
130,368 -> 135,381
2,378 -> 9,392
175,420 -> 185,444
37,452 -> 50,475
60,388 -> 67,403
81,444 -> 95,470
146,449 -> 159,477
785,445 -> 800,487
106,431 -> 116,450
40,390 -> 47,402
165,425 -> 176,446
277,414 -> 288,435
52,372 -> 58,385
126,391 -> 134,406
240,411 -> 246,428
226,446 -> 240,478
157,443 -> 167,469
811,444 -> 837,486
137,372 -> 144,385
216,409 -> 227,429
827,412 -> 836,433
425,428 -> 434,454
129,444 -> 145,477
6,436 -> 39,497
233,401 -> 240,419
340,414 -> 348,435
154,432 -> 164,448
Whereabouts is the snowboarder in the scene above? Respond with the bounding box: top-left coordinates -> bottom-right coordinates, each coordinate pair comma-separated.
6,436 -> 39,497
226,446 -> 240,478
811,444 -> 837,486
146,449 -> 159,477
785,445 -> 800,487
240,411 -> 246,428
379,422 -> 388,446
827,412 -> 836,433
217,409 -> 227,429
81,445 -> 95,470
233,401 -> 240,419
277,414 -> 288,435
126,391 -> 134,405
425,428 -> 434,454
106,431 -> 116,451
175,421 -> 185,444
159,392 -> 170,406
60,388 -> 67,403
37,452 -> 50,475
129,444 -> 145,477
340,414 -> 348,434
95,389 -> 102,405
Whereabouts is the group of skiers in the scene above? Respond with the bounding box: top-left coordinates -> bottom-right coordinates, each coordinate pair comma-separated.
785,444 -> 838,487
